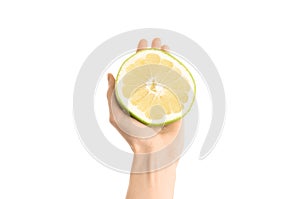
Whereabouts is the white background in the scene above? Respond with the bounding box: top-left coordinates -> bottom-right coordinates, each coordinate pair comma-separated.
0,0 -> 299,198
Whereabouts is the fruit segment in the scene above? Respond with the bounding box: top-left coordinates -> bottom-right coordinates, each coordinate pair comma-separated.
145,53 -> 161,64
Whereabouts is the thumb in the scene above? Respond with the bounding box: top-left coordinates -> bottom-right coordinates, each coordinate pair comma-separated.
107,73 -> 115,88
107,73 -> 116,107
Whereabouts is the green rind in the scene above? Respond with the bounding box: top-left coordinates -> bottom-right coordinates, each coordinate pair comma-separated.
115,48 -> 197,126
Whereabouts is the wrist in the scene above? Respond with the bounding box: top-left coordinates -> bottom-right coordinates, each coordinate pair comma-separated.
143,163 -> 177,187
131,152 -> 179,174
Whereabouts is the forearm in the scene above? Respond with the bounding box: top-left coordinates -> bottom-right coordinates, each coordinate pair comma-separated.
126,156 -> 178,199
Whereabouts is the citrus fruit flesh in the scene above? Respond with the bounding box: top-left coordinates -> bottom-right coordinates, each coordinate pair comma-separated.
115,49 -> 196,125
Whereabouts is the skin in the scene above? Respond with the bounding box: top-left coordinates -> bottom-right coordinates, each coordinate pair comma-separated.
107,38 -> 183,199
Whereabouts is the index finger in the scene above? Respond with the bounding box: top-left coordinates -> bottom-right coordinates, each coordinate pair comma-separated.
137,39 -> 148,52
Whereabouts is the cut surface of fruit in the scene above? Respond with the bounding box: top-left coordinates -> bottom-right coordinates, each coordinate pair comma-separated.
115,49 -> 196,125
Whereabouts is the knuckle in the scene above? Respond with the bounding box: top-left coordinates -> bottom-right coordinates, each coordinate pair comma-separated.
109,116 -> 115,124
107,90 -> 111,99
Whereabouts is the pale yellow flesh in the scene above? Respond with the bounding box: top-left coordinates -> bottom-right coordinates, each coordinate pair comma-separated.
117,50 -> 194,123
121,64 -> 190,121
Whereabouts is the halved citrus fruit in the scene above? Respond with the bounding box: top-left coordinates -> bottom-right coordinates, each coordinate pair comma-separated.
115,49 -> 196,126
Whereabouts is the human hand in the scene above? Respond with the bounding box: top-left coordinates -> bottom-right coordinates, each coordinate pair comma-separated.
106,38 -> 183,156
